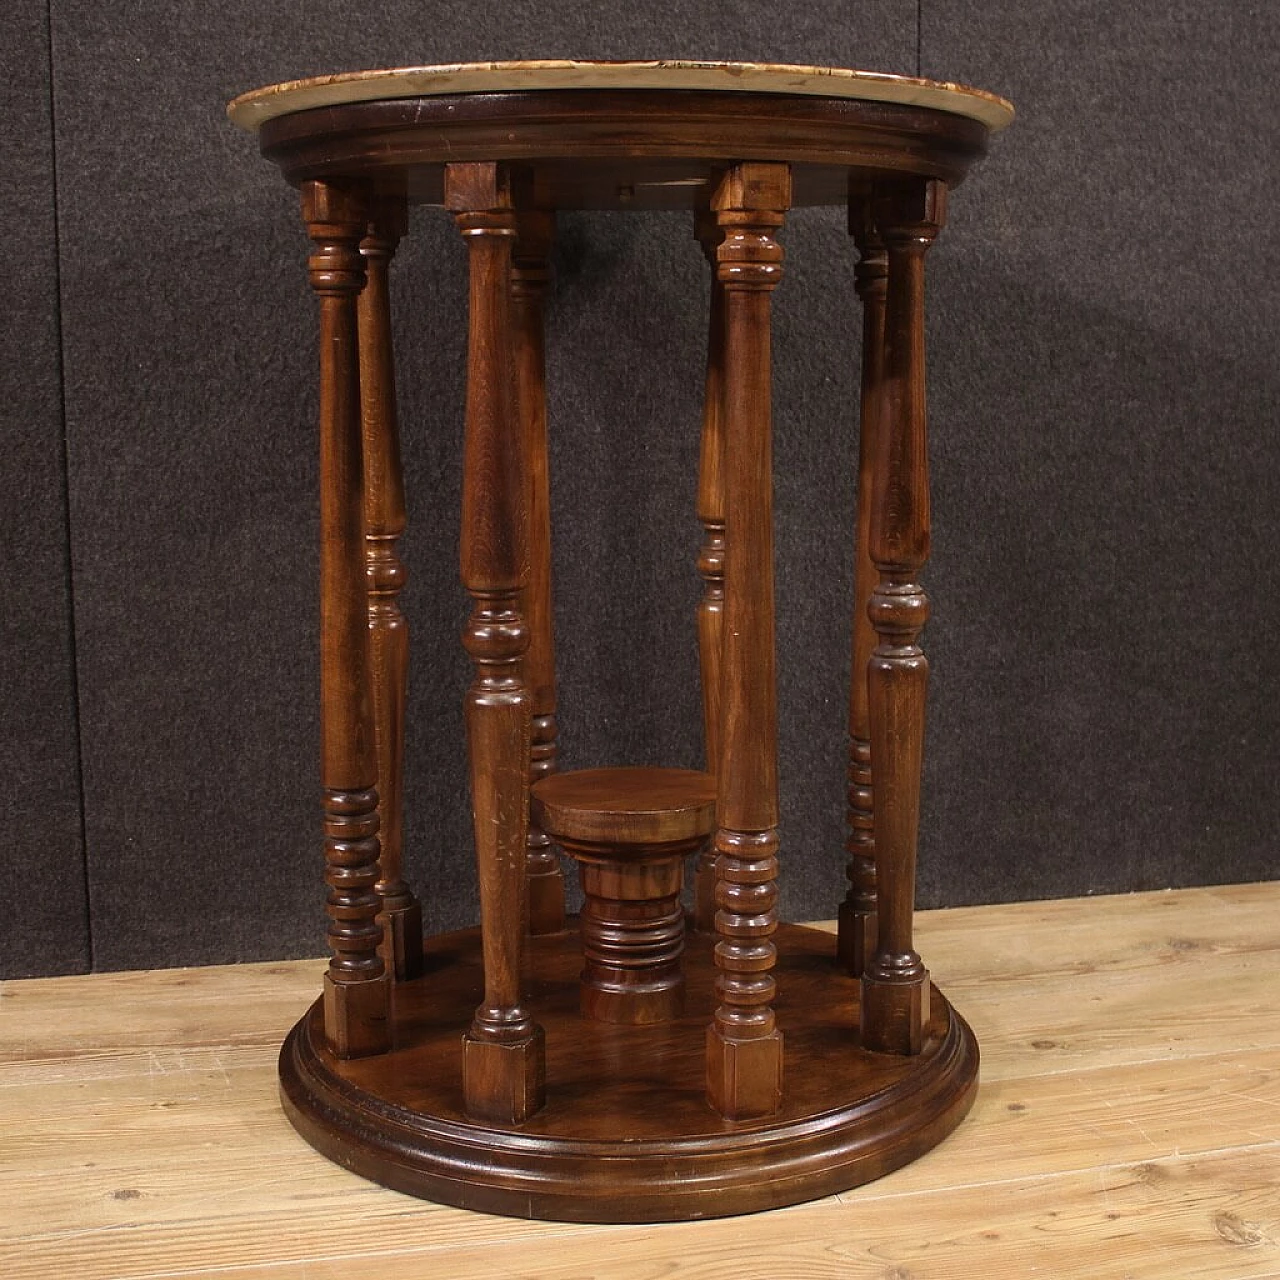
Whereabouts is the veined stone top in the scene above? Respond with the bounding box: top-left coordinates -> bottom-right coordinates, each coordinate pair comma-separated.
227,60 -> 1014,133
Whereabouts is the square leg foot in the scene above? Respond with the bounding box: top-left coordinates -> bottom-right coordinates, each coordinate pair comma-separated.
860,970 -> 930,1055
836,903 -> 877,977
706,1027 -> 783,1120
463,1027 -> 546,1124
528,865 -> 567,936
323,973 -> 391,1060
378,900 -> 425,982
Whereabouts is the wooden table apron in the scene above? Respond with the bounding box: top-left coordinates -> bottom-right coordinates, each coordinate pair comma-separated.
244,82 -> 1000,1222
257,89 -> 990,205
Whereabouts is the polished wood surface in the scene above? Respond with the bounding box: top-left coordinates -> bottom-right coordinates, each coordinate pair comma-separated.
511,209 -> 567,936
227,60 -> 1015,133
837,188 -> 888,977
860,178 -> 944,1057
303,179 -> 390,1060
8,885 -> 1277,1277
281,920 -> 976,1218
705,162 -> 789,1120
693,212 -> 726,934
533,767 -> 717,1024
357,193 -> 424,983
531,765 -> 716,846
447,162 -> 544,1123
572,852 -> 690,1025
239,77 -> 1011,1218
252,90 -> 993,210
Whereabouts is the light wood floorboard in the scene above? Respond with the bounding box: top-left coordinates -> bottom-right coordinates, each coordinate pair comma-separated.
3,883 -> 1277,1278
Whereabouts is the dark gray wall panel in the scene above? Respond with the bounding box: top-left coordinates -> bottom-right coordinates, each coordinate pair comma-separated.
918,0 -> 1280,904
0,1 -> 89,977
53,2 -> 915,970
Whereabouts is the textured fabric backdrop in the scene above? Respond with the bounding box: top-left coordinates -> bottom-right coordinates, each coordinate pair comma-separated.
3,1 -> 1276,976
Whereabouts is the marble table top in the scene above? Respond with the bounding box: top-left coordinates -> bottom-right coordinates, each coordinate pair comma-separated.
227,60 -> 1014,133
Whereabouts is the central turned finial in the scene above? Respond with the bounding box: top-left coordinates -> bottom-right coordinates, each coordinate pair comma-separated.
532,766 -> 716,1024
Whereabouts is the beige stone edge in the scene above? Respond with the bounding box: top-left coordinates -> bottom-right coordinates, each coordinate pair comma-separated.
227,59 -> 1014,133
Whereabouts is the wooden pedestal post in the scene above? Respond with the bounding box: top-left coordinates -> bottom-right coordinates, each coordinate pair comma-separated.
358,193 -> 425,983
447,162 -> 546,1123
511,210 -> 567,937
303,178 -> 391,1061
838,186 -> 888,976
693,212 -> 727,934
859,177 -> 946,1057
705,162 -> 791,1120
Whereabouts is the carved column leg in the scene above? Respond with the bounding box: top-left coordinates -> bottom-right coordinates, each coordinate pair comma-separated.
838,188 -> 888,976
303,179 -> 390,1060
511,210 -> 566,936
447,162 -> 546,1124
705,162 -> 791,1120
860,178 -> 946,1057
693,211 -> 727,934
359,194 -> 424,983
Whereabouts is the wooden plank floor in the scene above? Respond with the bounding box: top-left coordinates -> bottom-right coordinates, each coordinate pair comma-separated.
3,883 -> 1278,1279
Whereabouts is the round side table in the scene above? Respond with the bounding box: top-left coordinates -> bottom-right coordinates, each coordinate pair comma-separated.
228,59 -> 1013,1223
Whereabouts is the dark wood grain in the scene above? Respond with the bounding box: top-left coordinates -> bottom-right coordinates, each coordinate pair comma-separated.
693,211 -> 726,935
533,767 -> 716,1024
533,766 -> 716,846
447,161 -> 545,1122
259,91 -> 990,205
358,193 -> 424,984
705,162 -> 790,1120
251,80 -> 1004,1221
511,209 -> 566,937
302,178 -> 390,1060
280,920 -> 979,1221
860,177 -> 946,1057
575,851 -> 689,1025
837,186 -> 888,978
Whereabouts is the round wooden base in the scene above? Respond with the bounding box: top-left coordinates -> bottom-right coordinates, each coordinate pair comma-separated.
280,921 -> 978,1222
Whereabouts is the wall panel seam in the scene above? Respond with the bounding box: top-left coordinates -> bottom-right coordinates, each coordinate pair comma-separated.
44,0 -> 94,973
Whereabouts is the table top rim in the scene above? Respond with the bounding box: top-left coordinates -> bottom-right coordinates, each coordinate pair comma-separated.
227,60 -> 1015,134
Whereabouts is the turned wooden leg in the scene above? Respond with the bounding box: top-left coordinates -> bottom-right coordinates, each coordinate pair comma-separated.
860,178 -> 946,1057
303,179 -> 390,1060
838,187 -> 887,977
359,193 -> 424,983
705,162 -> 791,1120
511,210 -> 566,936
447,162 -> 546,1124
692,212 -> 726,934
